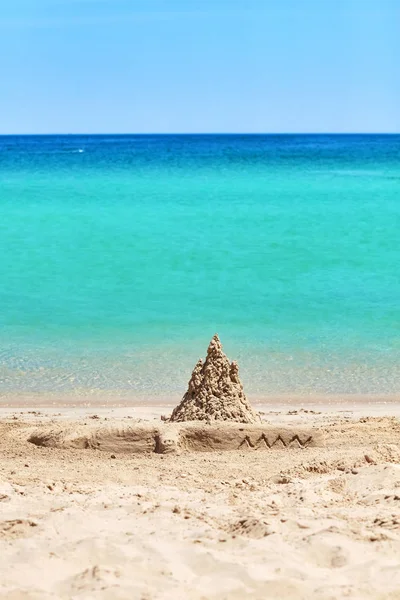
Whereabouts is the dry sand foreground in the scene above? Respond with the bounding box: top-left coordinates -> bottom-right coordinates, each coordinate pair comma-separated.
1,405 -> 400,600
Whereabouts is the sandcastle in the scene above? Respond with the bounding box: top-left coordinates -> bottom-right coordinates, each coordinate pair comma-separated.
27,335 -> 322,453
170,334 -> 259,424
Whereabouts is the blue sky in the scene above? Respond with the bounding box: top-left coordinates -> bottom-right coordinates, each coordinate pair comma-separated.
1,0 -> 399,133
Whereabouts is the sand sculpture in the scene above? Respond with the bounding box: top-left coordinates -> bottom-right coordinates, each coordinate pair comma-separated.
28,422 -> 320,454
170,334 -> 259,423
27,336 -> 322,453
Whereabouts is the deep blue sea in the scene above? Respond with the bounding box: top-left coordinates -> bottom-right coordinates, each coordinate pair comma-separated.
0,134 -> 399,399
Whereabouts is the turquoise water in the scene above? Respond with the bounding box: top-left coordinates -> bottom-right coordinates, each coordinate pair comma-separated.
0,134 -> 399,397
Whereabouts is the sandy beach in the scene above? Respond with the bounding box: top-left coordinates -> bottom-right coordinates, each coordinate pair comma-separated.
1,401 -> 399,600
2,1 -> 399,597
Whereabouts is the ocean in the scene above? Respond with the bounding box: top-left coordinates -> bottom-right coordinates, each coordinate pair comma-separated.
0,134 -> 399,399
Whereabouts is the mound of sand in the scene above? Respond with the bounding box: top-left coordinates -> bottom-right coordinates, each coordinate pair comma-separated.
28,422 -> 159,453
27,421 -> 321,454
170,334 -> 258,423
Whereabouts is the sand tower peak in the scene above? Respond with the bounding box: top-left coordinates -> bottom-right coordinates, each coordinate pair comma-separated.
170,335 -> 258,423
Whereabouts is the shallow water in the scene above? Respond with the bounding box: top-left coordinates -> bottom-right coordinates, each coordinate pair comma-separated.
0,134 -> 399,397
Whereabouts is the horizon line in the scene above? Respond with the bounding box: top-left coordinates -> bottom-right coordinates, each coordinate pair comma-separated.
1,132 -> 400,136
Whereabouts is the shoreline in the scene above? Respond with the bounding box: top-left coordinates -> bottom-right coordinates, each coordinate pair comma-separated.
0,390 -> 399,409
1,396 -> 400,423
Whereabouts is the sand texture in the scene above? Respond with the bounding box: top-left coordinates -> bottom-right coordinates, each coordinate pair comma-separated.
170,335 -> 259,423
0,407 -> 400,599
